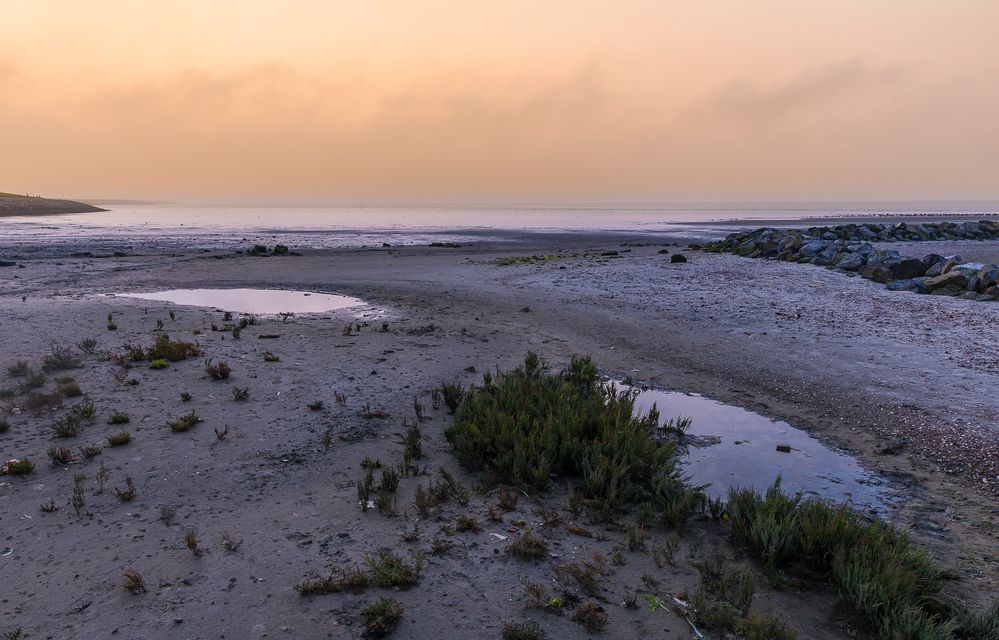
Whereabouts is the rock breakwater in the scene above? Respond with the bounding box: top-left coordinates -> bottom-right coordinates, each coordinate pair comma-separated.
700,221 -> 999,301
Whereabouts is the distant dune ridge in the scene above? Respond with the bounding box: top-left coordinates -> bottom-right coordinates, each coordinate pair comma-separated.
0,193 -> 105,216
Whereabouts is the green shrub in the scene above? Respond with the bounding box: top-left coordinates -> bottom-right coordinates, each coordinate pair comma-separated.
41,343 -> 82,371
149,358 -> 169,369
727,480 -> 971,640
167,411 -> 200,432
444,353 -> 703,518
108,411 -> 130,425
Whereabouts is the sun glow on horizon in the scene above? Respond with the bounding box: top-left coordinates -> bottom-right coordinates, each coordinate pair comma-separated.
2,1 -> 998,202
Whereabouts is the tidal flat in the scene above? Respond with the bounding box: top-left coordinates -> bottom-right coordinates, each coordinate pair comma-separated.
1,231 -> 997,639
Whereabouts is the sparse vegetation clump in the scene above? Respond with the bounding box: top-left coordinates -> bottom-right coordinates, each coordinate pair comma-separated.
231,386 -> 250,401
444,353 -> 703,521
2,457 -> 35,475
41,343 -> 82,372
148,358 -> 169,370
508,531 -> 548,560
108,411 -> 130,425
295,549 -> 423,596
167,411 -> 201,432
107,431 -> 132,446
726,479 -> 995,640
501,622 -> 546,640
204,358 -> 231,380
146,334 -> 201,362
360,597 -> 404,638
7,360 -> 30,377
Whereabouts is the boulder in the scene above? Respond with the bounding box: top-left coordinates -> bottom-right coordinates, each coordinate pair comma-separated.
924,271 -> 968,291
861,265 -> 893,283
838,253 -> 867,271
670,254 -> 687,263
886,278 -> 929,294
799,241 -> 828,258
921,254 -> 944,268
891,258 -> 927,280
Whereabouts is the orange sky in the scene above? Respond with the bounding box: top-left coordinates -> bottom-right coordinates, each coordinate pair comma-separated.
2,1 -> 998,202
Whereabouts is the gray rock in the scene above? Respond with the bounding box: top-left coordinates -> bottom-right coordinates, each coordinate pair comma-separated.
924,271 -> 968,290
886,278 -> 929,294
891,258 -> 927,280
837,253 -> 867,271
799,241 -> 828,258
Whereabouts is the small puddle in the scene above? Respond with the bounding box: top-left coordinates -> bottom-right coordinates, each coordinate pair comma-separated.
117,288 -> 365,315
627,385 -> 898,515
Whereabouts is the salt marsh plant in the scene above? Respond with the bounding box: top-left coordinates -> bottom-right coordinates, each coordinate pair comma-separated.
18,369 -> 47,393
204,358 -> 231,380
724,479 -> 990,639
148,358 -> 169,369
52,413 -> 83,438
108,411 -> 130,425
106,313 -> 118,331
107,431 -> 131,446
221,533 -> 243,553
168,411 -> 200,432
444,354 -> 704,521
39,499 -> 58,513
508,531 -> 548,560
573,600 -> 608,633
215,425 -> 230,440
27,391 -> 62,410
185,531 -> 203,556
231,386 -> 250,401
361,597 -> 403,638
77,338 -> 98,354
41,343 -> 82,371
308,400 -> 324,411
6,360 -> 30,377
501,622 -> 545,640
58,380 -> 83,397
122,568 -> 146,594
147,334 -> 201,361
47,446 -> 75,465
1,457 -> 35,475
72,473 -> 87,515
295,550 -> 423,596
440,381 -> 464,414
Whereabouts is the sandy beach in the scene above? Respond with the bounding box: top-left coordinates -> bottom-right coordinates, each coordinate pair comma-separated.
1,231 -> 997,639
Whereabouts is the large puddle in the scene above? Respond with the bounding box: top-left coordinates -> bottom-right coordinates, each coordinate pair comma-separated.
628,385 -> 898,514
118,288 -> 365,315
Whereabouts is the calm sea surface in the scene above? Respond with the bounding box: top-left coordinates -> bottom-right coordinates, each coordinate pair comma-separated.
2,201 -> 997,251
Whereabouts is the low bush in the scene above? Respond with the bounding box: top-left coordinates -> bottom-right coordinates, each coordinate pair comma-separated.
360,597 -> 403,638
146,334 -> 201,362
444,353 -> 703,520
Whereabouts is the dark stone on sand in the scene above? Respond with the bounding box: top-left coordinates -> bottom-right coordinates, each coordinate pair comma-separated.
891,258 -> 927,280
670,254 -> 687,263
0,260 -> 15,267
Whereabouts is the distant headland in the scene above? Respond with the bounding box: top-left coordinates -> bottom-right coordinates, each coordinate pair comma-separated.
0,193 -> 106,217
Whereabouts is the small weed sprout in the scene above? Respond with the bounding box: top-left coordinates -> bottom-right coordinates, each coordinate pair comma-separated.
114,476 -> 137,501
180,391 -> 192,401
360,597 -> 403,638
184,531 -> 203,556
107,313 -> 118,331
215,425 -> 230,440
160,505 -> 177,526
308,400 -> 324,411
379,468 -> 399,492
40,499 -> 58,513
72,473 -> 87,515
334,392 -> 347,406
440,381 -> 464,414
95,461 -> 109,492
149,358 -> 169,369
221,533 -> 243,553
231,386 -> 250,401
122,568 -> 147,594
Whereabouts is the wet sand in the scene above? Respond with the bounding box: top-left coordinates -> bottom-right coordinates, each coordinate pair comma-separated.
1,232 -> 997,638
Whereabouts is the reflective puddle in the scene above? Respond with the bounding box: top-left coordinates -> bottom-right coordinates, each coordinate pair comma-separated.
118,288 -> 365,315
627,385 -> 897,514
